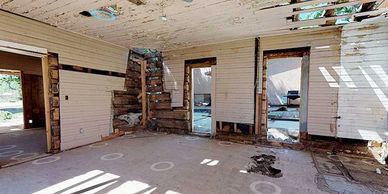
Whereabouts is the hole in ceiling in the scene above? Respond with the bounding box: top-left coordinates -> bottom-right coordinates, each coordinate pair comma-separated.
80,5 -> 120,21
127,0 -> 146,6
79,11 -> 92,17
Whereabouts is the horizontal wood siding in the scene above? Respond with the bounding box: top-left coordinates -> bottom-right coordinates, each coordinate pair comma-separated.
59,70 -> 125,150
260,29 -> 342,137
337,17 -> 388,141
0,10 -> 128,73
163,39 -> 255,124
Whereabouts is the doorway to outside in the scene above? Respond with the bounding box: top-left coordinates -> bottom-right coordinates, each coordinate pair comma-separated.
184,57 -> 216,135
263,48 -> 309,143
0,51 -> 48,167
192,67 -> 212,134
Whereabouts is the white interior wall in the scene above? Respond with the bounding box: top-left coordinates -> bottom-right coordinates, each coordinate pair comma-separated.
163,39 -> 255,124
0,11 -> 130,149
260,28 -> 342,137
0,51 -> 42,75
59,70 -> 125,150
337,17 -> 388,141
0,10 -> 129,73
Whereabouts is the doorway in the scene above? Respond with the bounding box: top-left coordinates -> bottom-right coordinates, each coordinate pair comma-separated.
192,67 -> 212,134
183,57 -> 216,135
0,50 -> 48,166
0,70 -> 24,132
262,48 -> 310,143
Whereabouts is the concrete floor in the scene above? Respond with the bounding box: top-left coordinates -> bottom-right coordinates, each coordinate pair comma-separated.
0,132 -> 387,194
0,128 -> 48,167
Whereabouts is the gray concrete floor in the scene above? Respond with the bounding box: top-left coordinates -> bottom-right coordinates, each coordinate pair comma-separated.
0,128 -> 47,167
0,131 -> 386,194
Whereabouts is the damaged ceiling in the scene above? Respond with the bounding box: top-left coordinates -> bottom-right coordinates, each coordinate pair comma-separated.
0,0 -> 387,50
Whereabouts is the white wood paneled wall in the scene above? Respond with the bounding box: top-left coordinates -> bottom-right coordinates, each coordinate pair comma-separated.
260,28 -> 342,137
338,17 -> 388,141
163,39 -> 255,124
0,10 -> 128,73
59,70 -> 125,150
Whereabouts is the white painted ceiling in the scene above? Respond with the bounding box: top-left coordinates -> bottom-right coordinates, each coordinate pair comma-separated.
0,0 -> 385,50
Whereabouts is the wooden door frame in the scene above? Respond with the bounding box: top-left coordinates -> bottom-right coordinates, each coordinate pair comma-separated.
183,57 -> 216,134
258,47 -> 310,140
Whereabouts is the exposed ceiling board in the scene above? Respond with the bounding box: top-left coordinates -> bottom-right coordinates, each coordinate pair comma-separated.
0,0 -> 385,50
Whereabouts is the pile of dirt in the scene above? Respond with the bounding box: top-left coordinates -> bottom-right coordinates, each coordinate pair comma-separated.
247,154 -> 283,178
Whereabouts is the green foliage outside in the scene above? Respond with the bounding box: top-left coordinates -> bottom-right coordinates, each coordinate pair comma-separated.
0,74 -> 22,102
298,3 -> 362,24
0,110 -> 13,120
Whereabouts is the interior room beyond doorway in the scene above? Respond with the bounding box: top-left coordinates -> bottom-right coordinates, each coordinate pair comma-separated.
0,51 -> 48,167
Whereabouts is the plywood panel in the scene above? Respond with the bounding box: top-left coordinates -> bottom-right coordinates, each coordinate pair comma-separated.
337,17 -> 388,141
0,11 -> 129,73
59,70 -> 125,150
260,28 -> 342,137
163,38 -> 255,124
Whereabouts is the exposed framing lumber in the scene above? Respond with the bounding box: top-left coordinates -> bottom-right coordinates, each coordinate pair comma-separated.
41,55 -> 51,152
254,38 -> 260,136
293,0 -> 377,15
183,57 -> 216,133
288,9 -> 387,27
140,60 -> 147,127
59,64 -> 126,78
260,48 -> 310,140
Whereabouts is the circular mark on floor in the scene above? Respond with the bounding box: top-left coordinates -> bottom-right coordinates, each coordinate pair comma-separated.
218,141 -> 233,146
250,181 -> 281,194
11,152 -> 39,160
327,155 -> 351,162
0,150 -> 24,157
150,161 -> 175,172
89,142 -> 108,148
185,136 -> 199,141
0,145 -> 16,151
32,156 -> 61,165
100,153 -> 124,161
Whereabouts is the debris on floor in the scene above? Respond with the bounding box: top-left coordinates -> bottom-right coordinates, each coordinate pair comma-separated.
247,154 -> 283,178
117,113 -> 141,127
312,152 -> 388,193
368,140 -> 388,165
267,127 -> 298,143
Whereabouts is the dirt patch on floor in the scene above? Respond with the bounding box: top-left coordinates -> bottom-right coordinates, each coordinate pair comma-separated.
247,154 -> 283,178
312,152 -> 388,193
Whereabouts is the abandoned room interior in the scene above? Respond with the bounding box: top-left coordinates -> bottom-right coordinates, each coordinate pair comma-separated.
0,0 -> 387,193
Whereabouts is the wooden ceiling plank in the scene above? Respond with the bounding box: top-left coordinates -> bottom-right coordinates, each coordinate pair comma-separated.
293,0 -> 377,15
288,9 -> 386,27
378,0 -> 388,8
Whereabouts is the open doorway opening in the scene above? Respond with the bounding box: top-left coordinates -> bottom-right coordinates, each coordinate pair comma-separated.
184,57 -> 216,136
192,67 -> 212,134
267,57 -> 302,143
0,70 -> 23,131
263,48 -> 310,143
0,51 -> 47,166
